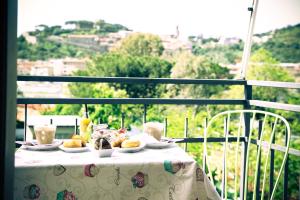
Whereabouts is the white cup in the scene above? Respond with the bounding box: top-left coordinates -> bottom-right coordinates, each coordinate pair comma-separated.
34,125 -> 56,144
143,122 -> 164,141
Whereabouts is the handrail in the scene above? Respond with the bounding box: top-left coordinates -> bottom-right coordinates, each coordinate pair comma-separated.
247,80 -> 300,89
17,75 -> 247,85
17,97 -> 245,105
249,100 -> 300,112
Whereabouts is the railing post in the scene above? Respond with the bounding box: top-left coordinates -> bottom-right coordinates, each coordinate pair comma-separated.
184,117 -> 188,152
143,104 -> 147,124
24,104 -> 27,141
203,117 -> 207,172
283,127 -> 289,200
241,85 -> 252,199
84,104 -> 88,118
222,117 -> 228,199
164,118 -> 167,137
121,112 -> 125,129
75,118 -> 78,135
255,120 -> 263,200
269,123 -> 275,199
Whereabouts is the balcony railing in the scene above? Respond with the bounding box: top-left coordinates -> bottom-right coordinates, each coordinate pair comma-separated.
17,75 -> 300,199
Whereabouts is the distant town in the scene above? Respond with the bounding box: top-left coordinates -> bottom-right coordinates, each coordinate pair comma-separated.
17,21 -> 300,99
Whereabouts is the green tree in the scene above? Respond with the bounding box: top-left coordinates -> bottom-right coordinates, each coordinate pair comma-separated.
44,83 -> 130,128
113,33 -> 164,57
247,48 -> 294,102
95,19 -> 129,33
170,52 -> 232,98
261,23 -> 300,62
86,52 -> 172,98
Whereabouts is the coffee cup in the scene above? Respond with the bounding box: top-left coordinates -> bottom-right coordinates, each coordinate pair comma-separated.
143,122 -> 164,141
34,125 -> 56,144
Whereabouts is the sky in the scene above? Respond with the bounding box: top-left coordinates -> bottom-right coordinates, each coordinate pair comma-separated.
18,0 -> 300,40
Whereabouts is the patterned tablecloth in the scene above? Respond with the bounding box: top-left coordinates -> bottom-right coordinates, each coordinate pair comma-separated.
14,144 -> 220,200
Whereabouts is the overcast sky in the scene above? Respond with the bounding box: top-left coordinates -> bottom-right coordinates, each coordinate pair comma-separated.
18,0 -> 300,39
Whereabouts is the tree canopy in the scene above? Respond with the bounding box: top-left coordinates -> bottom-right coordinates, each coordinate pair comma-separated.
113,33 -> 164,57
170,52 -> 232,98
86,53 -> 172,98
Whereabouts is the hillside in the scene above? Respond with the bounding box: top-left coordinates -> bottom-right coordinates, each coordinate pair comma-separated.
18,21 -> 300,63
17,20 -> 130,60
257,23 -> 300,63
191,23 -> 300,64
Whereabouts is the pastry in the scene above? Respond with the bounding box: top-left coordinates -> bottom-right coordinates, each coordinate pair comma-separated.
71,134 -> 86,147
111,137 -> 126,148
63,139 -> 82,148
121,139 -> 141,148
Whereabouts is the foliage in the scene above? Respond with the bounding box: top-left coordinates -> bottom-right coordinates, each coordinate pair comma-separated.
94,19 -> 130,33
112,33 -> 164,57
169,52 -> 233,114
17,35 -> 87,60
191,23 -> 300,63
192,42 -> 244,64
44,82 -> 130,128
247,48 -> 295,102
86,52 -> 172,98
18,20 -> 130,61
258,23 -> 300,63
43,104 -> 82,116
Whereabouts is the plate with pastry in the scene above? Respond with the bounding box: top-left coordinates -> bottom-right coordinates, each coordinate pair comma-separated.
59,139 -> 89,153
114,139 -> 145,153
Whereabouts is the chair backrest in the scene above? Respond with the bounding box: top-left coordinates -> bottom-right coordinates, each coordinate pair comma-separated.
203,110 -> 290,200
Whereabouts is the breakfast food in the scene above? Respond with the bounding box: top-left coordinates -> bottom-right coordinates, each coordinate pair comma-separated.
71,134 -> 86,147
121,139 -> 141,148
111,136 -> 126,148
63,139 -> 82,148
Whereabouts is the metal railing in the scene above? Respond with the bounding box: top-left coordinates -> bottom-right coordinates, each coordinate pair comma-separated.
17,75 -> 300,199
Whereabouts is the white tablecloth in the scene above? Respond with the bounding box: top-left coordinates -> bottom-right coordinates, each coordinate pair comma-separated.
14,144 -> 220,200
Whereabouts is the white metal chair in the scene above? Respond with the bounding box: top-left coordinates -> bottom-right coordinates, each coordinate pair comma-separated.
203,110 -> 290,200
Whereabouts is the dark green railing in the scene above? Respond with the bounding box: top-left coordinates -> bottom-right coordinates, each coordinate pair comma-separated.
17,75 -> 300,200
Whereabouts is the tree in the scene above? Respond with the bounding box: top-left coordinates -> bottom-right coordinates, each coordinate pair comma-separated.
260,23 -> 300,62
95,19 -> 129,33
86,52 -> 172,98
170,52 -> 232,99
113,33 -> 164,57
247,48 -> 294,102
44,82 -> 130,128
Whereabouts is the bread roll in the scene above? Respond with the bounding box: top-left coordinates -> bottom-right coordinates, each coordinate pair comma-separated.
121,139 -> 141,148
63,139 -> 82,148
111,137 -> 126,148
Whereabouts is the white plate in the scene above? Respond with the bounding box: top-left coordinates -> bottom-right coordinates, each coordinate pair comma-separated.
146,141 -> 174,149
114,142 -> 145,153
146,138 -> 183,149
21,140 -> 62,151
59,145 -> 90,153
